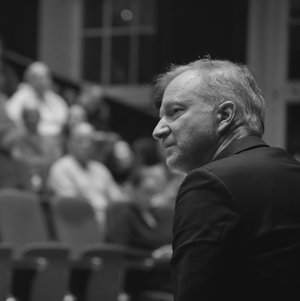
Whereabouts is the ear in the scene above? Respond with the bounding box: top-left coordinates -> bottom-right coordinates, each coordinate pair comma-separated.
216,101 -> 236,134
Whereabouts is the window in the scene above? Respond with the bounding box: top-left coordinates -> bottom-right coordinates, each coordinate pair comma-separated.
82,0 -> 157,84
288,0 -> 300,79
286,103 -> 300,155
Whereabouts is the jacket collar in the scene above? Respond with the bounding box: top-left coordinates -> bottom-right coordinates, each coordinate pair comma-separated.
213,135 -> 269,161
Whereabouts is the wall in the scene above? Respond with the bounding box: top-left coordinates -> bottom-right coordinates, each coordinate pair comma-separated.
247,0 -> 291,148
0,0 -> 39,59
39,0 -> 82,81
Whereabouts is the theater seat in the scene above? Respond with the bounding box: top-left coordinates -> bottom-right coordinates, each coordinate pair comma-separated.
0,244 -> 12,301
0,188 -> 70,301
50,196 -> 153,301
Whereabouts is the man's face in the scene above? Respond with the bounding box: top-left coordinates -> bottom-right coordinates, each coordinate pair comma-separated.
70,133 -> 94,164
30,66 -> 52,93
152,70 -> 219,174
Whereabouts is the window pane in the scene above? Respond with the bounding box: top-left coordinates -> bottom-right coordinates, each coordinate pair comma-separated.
138,35 -> 156,83
286,103 -> 300,156
288,25 -> 300,79
82,37 -> 102,82
139,0 -> 157,25
83,0 -> 103,28
111,36 -> 130,83
112,0 -> 133,27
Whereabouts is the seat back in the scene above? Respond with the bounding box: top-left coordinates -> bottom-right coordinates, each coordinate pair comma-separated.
0,189 -> 49,257
50,197 -> 103,258
0,245 -> 12,301
0,189 -> 70,301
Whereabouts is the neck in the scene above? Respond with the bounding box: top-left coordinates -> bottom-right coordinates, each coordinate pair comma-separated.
33,87 -> 46,99
212,126 -> 250,161
74,156 -> 89,169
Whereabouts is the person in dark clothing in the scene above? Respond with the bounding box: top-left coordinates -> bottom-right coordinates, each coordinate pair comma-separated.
106,166 -> 174,299
77,83 -> 111,131
152,58 -> 300,301
106,166 -> 173,250
0,128 -> 32,190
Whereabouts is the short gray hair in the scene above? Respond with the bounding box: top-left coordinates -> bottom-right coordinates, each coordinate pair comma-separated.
153,58 -> 266,137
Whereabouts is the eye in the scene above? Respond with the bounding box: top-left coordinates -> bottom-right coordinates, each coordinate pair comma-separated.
170,107 -> 183,117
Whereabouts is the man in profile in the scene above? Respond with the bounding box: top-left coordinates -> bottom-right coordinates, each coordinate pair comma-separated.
152,58 -> 300,301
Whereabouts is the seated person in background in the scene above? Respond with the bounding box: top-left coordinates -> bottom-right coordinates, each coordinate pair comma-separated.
106,166 -> 174,299
61,104 -> 88,153
5,61 -> 69,153
106,165 -> 173,250
133,136 -> 185,207
0,127 -> 33,191
77,83 -> 111,131
132,136 -> 162,167
0,96 -> 15,142
102,135 -> 136,188
47,122 -> 124,230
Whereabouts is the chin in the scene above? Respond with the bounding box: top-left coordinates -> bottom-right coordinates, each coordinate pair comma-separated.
166,156 -> 187,174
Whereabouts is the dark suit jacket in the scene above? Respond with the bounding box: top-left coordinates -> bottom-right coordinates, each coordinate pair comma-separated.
171,136 -> 300,301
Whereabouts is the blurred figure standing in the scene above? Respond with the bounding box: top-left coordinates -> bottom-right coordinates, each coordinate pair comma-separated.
6,61 -> 69,138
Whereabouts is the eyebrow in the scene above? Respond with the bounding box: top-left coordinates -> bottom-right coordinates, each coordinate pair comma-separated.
159,100 -> 179,117
159,98 -> 193,118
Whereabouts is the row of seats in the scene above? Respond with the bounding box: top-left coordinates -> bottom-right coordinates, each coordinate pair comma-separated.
0,188 -> 173,301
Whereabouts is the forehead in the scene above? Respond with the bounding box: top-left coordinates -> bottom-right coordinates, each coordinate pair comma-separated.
160,70 -> 204,109
30,64 -> 49,77
71,125 -> 94,141
71,134 -> 94,148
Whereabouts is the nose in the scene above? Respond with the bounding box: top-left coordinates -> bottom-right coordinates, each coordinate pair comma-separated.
152,118 -> 170,140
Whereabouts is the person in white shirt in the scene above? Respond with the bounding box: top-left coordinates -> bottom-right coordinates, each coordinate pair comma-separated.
6,61 -> 68,137
48,122 -> 124,228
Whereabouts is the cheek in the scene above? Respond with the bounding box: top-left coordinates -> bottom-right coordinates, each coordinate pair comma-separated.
175,120 -> 201,144
177,119 -> 215,150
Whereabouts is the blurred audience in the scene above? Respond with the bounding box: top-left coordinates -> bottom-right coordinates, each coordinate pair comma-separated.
0,40 -> 181,300
77,83 -> 111,131
47,122 -> 125,229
